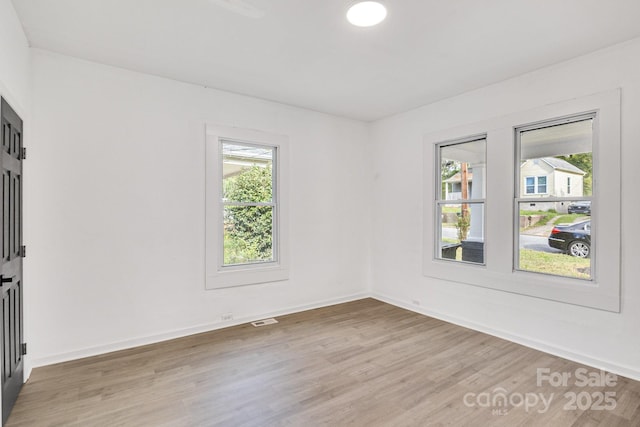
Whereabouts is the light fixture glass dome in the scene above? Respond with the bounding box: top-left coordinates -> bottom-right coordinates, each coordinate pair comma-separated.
347,1 -> 387,27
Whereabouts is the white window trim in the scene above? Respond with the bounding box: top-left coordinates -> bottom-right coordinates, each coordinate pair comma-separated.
423,89 -> 621,312
205,124 -> 289,289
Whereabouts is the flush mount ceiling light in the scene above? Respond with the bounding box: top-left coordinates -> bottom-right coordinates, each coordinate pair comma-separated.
347,1 -> 387,27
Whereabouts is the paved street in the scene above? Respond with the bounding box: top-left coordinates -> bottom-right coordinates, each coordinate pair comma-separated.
519,216 -> 564,253
519,234 -> 562,253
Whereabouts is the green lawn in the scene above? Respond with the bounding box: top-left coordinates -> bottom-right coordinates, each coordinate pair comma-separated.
519,249 -> 590,279
519,211 -> 589,231
553,213 -> 589,224
520,210 -> 556,227
441,206 -> 460,214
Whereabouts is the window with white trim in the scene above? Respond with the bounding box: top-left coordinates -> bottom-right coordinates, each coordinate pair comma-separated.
516,114 -> 594,280
524,176 -> 547,194
206,125 -> 289,289
423,89 -> 621,312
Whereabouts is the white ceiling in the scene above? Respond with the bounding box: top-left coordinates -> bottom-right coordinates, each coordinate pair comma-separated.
11,0 -> 640,121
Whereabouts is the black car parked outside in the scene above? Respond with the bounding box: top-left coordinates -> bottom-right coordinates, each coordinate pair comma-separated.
548,220 -> 591,258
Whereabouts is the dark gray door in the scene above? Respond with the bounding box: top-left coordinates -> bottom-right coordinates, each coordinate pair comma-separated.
0,98 -> 24,425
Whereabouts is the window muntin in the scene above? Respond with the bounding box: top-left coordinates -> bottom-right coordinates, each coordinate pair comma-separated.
221,141 -> 276,267
436,137 -> 486,264
516,115 -> 594,280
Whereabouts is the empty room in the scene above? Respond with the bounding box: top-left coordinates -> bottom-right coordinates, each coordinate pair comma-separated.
1,0 -> 639,425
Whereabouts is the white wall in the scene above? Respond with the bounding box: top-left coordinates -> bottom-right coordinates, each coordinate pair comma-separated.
370,38 -> 640,379
26,49 -> 371,368
0,0 -> 30,113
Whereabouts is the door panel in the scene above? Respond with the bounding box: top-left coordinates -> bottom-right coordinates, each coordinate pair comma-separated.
0,98 -> 24,425
2,172 -> 8,261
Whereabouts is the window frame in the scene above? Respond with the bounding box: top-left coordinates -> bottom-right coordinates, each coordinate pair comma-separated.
206,124 -> 289,289
220,140 -> 277,268
422,89 -> 621,312
514,112 -> 596,280
435,135 -> 487,265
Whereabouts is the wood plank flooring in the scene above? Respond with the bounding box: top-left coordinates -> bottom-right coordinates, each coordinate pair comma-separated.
7,299 -> 640,426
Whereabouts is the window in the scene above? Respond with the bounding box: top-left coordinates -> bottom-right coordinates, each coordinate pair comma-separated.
537,176 -> 547,193
222,141 -> 275,266
436,137 -> 486,264
525,177 -> 535,194
423,89 -> 621,312
516,115 -> 594,280
206,125 -> 289,289
524,176 -> 547,194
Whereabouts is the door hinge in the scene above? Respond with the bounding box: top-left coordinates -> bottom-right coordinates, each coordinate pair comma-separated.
19,245 -> 26,258
21,343 -> 27,356
21,147 -> 26,160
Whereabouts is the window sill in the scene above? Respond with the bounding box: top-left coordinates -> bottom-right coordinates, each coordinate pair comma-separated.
206,263 -> 289,289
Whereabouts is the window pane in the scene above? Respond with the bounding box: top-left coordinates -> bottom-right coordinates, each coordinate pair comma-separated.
517,116 -> 593,280
223,205 -> 273,265
537,176 -> 547,193
525,177 -> 535,194
437,202 -> 485,264
520,119 -> 593,198
440,138 -> 486,200
438,137 -> 486,266
518,202 -> 591,280
222,142 -> 273,203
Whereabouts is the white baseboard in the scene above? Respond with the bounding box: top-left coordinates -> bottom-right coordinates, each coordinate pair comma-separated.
29,292 -> 369,370
371,291 -> 640,382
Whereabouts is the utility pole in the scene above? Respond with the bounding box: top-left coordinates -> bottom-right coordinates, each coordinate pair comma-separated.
460,162 -> 469,218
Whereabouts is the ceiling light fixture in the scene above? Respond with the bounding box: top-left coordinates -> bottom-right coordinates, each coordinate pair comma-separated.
347,1 -> 387,27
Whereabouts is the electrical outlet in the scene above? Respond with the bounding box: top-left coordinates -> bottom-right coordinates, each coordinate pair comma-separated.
221,313 -> 234,321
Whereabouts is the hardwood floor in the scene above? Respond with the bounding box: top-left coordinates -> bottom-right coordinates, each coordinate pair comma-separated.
7,299 -> 640,426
